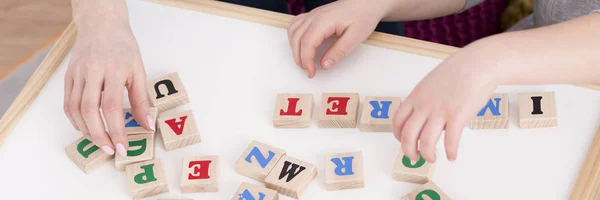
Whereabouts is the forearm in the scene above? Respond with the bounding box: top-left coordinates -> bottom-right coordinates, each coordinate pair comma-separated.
378,0 -> 467,21
71,0 -> 131,31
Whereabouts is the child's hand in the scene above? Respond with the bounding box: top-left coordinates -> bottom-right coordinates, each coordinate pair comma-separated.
288,0 -> 388,78
392,40 -> 502,163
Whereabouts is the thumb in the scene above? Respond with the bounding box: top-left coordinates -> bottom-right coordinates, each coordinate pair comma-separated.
320,27 -> 362,70
127,67 -> 154,132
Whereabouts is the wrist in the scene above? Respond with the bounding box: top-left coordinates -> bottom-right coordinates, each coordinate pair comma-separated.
72,0 -> 130,34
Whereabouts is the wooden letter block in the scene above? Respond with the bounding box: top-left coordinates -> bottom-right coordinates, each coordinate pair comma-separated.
235,140 -> 286,182
147,72 -> 189,112
126,159 -> 169,200
325,151 -> 364,191
518,92 -> 558,128
317,93 -> 360,128
470,93 -> 509,129
273,93 -> 313,128
181,156 -> 219,193
115,134 -> 155,171
392,149 -> 435,184
124,107 -> 158,135
158,110 -> 201,151
264,156 -> 317,199
232,182 -> 279,200
401,181 -> 451,200
65,136 -> 113,174
358,96 -> 401,132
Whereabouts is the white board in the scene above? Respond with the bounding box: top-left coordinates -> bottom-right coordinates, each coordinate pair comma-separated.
1,0 -> 599,199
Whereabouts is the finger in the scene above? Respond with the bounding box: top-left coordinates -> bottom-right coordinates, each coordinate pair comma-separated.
102,78 -> 128,157
63,74 -> 78,131
445,121 -> 465,161
288,14 -> 306,47
400,110 -> 428,162
291,17 -> 314,74
392,102 -> 413,142
320,26 -> 361,70
418,116 -> 446,163
300,20 -> 337,78
70,77 -> 90,135
81,75 -> 114,155
127,66 -> 153,132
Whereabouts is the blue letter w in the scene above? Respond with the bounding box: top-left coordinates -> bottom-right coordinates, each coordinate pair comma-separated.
477,98 -> 502,116
331,156 -> 355,176
370,101 -> 392,119
244,146 -> 275,169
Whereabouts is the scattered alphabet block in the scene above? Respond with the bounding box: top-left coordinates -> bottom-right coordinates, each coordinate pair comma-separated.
115,134 -> 155,171
358,96 -> 401,132
147,72 -> 190,112
126,159 -> 169,200
518,92 -> 558,128
158,110 -> 201,151
124,107 -> 158,135
264,156 -> 317,199
325,151 -> 364,191
235,140 -> 286,182
317,93 -> 360,128
273,93 -> 314,128
181,156 -> 219,193
470,93 -> 509,129
392,149 -> 435,184
401,181 -> 451,200
65,136 -> 113,174
232,182 -> 279,200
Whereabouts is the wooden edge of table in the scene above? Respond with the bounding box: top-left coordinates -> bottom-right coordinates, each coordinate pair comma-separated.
0,0 -> 598,198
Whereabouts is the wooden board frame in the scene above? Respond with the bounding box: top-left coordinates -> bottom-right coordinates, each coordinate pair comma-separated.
0,0 -> 598,199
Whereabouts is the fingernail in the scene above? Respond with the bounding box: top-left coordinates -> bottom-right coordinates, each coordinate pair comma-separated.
101,146 -> 115,155
116,143 -> 127,157
146,114 -> 155,131
323,59 -> 334,69
304,69 -> 310,77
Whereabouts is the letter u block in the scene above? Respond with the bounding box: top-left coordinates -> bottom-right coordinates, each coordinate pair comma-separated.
264,156 -> 318,199
325,151 -> 364,191
273,93 -> 314,128
470,93 -> 509,129
518,92 -> 558,128
235,140 -> 286,182
232,182 -> 279,200
401,181 -> 451,200
317,93 -> 360,128
126,159 -> 169,200
181,156 -> 219,193
115,134 -> 155,171
392,148 -> 435,184
146,72 -> 190,112
358,96 -> 401,132
65,136 -> 113,174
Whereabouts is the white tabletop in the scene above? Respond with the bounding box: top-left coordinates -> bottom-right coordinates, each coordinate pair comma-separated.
1,0 -> 599,199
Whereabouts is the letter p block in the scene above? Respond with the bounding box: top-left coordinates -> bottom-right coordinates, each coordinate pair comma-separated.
126,159 -> 169,200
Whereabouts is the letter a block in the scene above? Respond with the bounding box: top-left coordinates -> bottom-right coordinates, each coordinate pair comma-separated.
115,134 -> 155,171
124,107 -> 158,135
273,93 -> 313,128
358,96 -> 401,132
264,156 -> 318,199
181,156 -> 219,193
147,72 -> 190,112
317,93 -> 360,128
518,92 -> 558,128
232,182 -> 279,200
158,110 -> 201,151
392,149 -> 435,184
235,140 -> 286,182
126,159 -> 169,200
470,93 -> 509,129
325,151 -> 364,191
401,181 -> 451,200
65,136 -> 113,174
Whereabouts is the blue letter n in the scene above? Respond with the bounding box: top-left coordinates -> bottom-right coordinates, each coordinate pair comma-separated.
244,146 -> 275,169
370,101 -> 392,119
331,156 -> 355,176
477,98 -> 502,116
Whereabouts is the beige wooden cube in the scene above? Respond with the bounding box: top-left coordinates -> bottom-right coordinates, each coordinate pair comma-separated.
317,93 -> 360,128
124,107 -> 158,135
115,134 -> 155,171
158,110 -> 201,151
518,92 -> 558,128
392,148 -> 435,184
264,156 -> 317,199
232,182 -> 279,200
235,140 -> 286,182
126,159 -> 169,200
147,72 -> 190,112
65,136 -> 113,174
325,151 -> 364,191
273,93 -> 313,128
401,181 -> 451,200
358,96 -> 401,132
470,93 -> 509,129
181,156 -> 219,193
